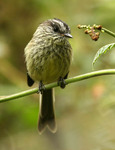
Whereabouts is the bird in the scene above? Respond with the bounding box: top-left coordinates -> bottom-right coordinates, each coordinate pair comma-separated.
24,18 -> 72,134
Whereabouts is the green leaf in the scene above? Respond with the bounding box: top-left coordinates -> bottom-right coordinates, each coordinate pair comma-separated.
92,43 -> 115,66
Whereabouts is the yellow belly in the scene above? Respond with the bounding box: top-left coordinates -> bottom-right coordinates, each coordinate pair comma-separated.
29,52 -> 71,84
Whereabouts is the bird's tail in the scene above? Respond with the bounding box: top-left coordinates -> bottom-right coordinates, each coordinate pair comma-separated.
38,89 -> 57,134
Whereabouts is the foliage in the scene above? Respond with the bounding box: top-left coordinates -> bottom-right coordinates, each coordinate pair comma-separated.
78,24 -> 115,67
92,43 -> 115,66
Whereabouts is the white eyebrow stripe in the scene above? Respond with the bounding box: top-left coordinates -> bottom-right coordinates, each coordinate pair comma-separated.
53,20 -> 66,31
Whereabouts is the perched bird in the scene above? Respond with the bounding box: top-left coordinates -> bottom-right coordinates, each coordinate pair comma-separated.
24,18 -> 72,134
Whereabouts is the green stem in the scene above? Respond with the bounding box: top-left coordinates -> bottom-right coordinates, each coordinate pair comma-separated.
0,69 -> 115,103
102,27 -> 115,38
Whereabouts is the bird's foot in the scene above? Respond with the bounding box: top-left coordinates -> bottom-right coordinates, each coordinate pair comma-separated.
38,81 -> 45,94
58,77 -> 66,89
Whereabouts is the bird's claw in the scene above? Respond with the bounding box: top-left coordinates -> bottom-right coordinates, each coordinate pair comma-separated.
38,81 -> 45,94
58,77 -> 66,89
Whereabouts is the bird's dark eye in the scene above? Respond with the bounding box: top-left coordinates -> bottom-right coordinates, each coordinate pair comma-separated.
53,25 -> 59,32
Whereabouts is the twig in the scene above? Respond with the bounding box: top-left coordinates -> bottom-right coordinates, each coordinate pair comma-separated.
102,27 -> 115,38
0,69 -> 115,103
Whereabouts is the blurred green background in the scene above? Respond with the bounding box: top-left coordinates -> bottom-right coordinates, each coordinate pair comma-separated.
0,0 -> 115,149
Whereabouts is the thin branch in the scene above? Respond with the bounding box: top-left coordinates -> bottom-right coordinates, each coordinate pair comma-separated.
102,27 -> 115,38
0,69 -> 115,103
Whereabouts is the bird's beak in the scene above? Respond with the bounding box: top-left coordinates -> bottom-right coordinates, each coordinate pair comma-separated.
64,33 -> 73,38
